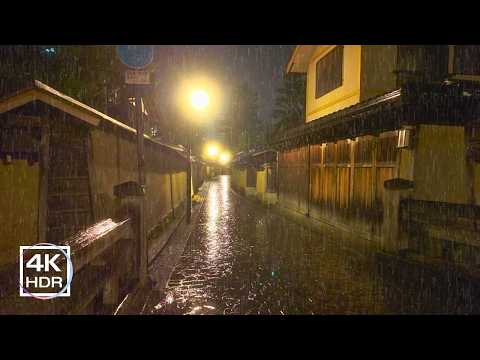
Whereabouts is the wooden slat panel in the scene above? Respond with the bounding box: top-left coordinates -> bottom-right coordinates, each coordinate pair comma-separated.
354,136 -> 374,164
376,131 -> 399,164
336,167 -> 350,210
322,167 -> 336,210
376,167 -> 397,207
282,131 -> 399,229
278,146 -> 309,213
337,140 -> 350,165
353,167 -> 373,209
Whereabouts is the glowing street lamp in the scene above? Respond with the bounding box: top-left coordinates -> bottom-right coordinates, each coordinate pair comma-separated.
190,89 -> 209,110
206,143 -> 220,158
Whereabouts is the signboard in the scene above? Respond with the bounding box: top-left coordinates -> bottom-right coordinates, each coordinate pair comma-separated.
125,69 -> 151,85
117,45 -> 154,69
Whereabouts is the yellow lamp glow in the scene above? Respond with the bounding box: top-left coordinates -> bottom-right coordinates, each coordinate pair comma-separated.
190,89 -> 209,110
176,76 -> 221,121
219,151 -> 231,165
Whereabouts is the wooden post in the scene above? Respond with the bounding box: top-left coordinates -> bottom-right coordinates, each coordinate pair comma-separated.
186,131 -> 192,223
307,144 -> 311,217
382,188 -> 401,252
333,142 -> 338,217
276,151 -> 280,196
103,246 -> 120,307
465,125 -> 478,232
85,132 -> 98,222
465,126 -> 477,206
169,172 -> 175,218
349,139 -> 355,207
38,121 -> 50,243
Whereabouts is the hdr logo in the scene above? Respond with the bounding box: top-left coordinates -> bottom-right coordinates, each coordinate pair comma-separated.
19,243 -> 73,299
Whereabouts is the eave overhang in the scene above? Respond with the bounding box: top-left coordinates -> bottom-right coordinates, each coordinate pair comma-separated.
272,81 -> 480,151
233,149 -> 277,168
286,45 -> 318,74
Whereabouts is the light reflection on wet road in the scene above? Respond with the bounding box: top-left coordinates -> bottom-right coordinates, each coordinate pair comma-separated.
147,175 -> 480,315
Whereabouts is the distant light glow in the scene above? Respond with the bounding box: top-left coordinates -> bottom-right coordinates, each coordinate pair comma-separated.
207,144 -> 219,158
204,142 -> 222,161
219,151 -> 231,165
190,90 -> 209,110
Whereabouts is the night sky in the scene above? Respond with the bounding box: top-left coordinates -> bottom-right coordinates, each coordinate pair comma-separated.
152,45 -> 295,128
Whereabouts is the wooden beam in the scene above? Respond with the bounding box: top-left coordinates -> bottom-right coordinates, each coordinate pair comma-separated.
69,220 -> 132,273
0,90 -> 36,115
36,92 -> 100,126
85,131 -> 98,222
0,89 -> 100,126
38,121 -> 50,243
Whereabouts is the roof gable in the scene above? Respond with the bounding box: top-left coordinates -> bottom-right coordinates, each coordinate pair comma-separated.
0,80 -> 187,156
287,45 -> 344,74
286,45 -> 319,73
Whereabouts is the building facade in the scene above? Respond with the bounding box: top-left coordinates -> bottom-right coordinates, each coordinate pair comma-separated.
0,81 -> 209,313
273,45 -> 480,267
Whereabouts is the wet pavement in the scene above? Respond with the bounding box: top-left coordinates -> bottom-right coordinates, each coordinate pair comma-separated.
145,175 -> 480,315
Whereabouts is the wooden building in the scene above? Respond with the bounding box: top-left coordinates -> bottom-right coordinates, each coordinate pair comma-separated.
0,80 -> 205,274
273,45 -> 480,266
232,149 -> 278,205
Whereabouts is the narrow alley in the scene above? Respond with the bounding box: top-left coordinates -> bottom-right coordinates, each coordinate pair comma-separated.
144,175 -> 480,315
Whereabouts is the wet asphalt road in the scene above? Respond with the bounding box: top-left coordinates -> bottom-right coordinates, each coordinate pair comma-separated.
146,175 -> 480,315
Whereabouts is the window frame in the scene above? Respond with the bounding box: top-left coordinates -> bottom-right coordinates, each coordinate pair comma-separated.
315,45 -> 344,99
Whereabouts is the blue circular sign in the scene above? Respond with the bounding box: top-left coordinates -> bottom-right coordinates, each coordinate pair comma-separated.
117,45 -> 154,69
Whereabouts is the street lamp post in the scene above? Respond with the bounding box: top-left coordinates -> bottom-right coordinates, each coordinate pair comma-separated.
116,45 -> 153,287
186,126 -> 193,223
186,89 -> 209,223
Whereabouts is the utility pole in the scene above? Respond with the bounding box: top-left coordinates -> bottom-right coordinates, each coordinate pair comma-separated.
116,45 -> 154,287
135,90 -> 147,285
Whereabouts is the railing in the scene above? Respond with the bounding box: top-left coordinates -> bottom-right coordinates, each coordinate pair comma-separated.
0,217 -> 137,314
63,218 -> 133,273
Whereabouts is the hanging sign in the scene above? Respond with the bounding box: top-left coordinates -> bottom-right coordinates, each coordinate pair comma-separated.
125,69 -> 151,85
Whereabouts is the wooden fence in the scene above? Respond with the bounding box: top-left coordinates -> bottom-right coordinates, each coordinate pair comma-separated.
278,131 -> 399,237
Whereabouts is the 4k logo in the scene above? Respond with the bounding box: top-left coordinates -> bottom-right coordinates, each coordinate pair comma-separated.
19,243 -> 73,299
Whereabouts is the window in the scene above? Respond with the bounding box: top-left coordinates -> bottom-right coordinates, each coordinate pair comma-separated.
452,45 -> 480,76
315,46 -> 344,98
